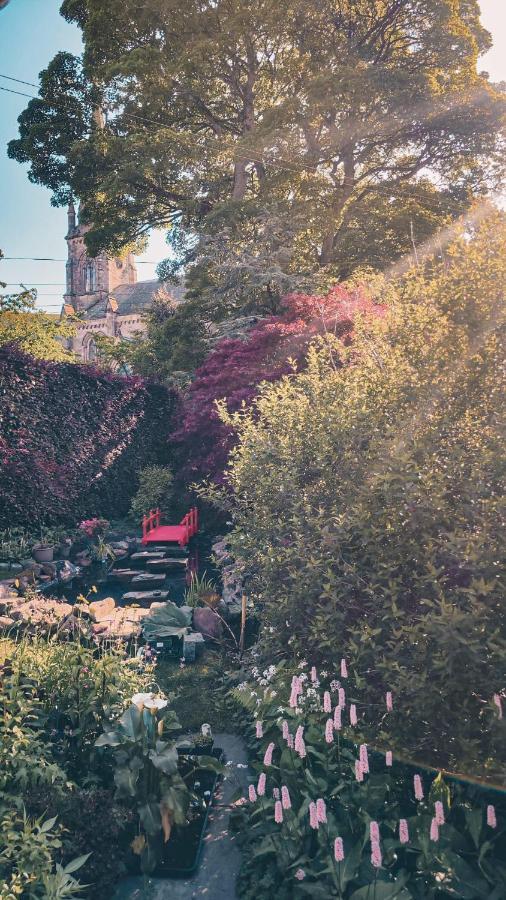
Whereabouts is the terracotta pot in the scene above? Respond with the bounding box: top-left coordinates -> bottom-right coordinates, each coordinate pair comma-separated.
32,545 -> 55,563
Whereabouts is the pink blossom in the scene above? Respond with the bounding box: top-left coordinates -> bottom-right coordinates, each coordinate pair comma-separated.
295,725 -> 306,758
350,704 -> 357,726
255,720 -> 263,738
371,840 -> 382,868
334,837 -> 345,861
273,787 -> 280,800
386,691 -> 393,712
430,818 -> 439,841
281,720 -> 289,740
263,742 -> 275,766
359,744 -> 369,774
385,751 -> 393,767
370,821 -> 380,842
323,691 -> 332,713
309,801 -> 319,830
248,784 -> 257,802
274,800 -> 283,824
334,706 -> 342,730
399,819 -> 409,844
257,773 -> 266,796
325,718 -> 334,743
311,666 -> 317,683
338,687 -> 346,708
295,868 -> 305,880
316,798 -> 327,824
487,804 -> 497,828
414,774 -> 424,801
287,733 -> 294,749
355,759 -> 364,782
434,801 -> 445,825
493,694 -> 503,719
281,785 -> 291,810
341,659 -> 348,678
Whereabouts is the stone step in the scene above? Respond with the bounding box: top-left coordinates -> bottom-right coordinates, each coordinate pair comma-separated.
122,589 -> 170,605
131,573 -> 166,586
146,557 -> 188,571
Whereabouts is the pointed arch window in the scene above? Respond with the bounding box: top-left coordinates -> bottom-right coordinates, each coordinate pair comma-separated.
84,261 -> 97,292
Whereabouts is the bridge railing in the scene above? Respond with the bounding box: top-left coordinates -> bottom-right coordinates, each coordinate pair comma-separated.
142,507 -> 161,540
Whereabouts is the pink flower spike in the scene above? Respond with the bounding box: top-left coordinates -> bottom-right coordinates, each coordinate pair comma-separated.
386,691 -> 393,712
309,801 -> 319,830
341,659 -> 348,678
334,706 -> 342,730
274,800 -> 283,824
282,720 -> 289,740
385,751 -> 393,767
295,868 -> 306,881
281,785 -> 291,810
371,840 -> 382,868
263,742 -> 275,766
350,704 -> 358,726
255,720 -> 263,739
430,818 -> 439,842
359,744 -> 369,774
493,694 -> 503,719
355,759 -> 364,782
369,820 -> 380,842
257,773 -> 266,796
311,666 -> 317,683
248,784 -> 257,803
487,804 -> 497,828
325,718 -> 334,743
338,687 -> 346,708
414,774 -> 424,801
324,691 -> 332,713
434,800 -> 445,825
316,798 -> 327,824
334,837 -> 345,862
399,819 -> 409,844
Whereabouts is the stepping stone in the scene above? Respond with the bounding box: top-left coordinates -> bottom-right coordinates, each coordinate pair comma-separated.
109,569 -> 144,582
130,551 -> 167,562
122,590 -> 170,605
146,558 -> 187,571
131,573 -> 166,586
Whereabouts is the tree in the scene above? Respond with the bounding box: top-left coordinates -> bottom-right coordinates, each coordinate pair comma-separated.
0,254 -> 75,361
213,209 -> 506,775
8,0 -> 505,313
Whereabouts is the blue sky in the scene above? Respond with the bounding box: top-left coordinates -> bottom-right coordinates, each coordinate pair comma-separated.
0,0 -> 504,311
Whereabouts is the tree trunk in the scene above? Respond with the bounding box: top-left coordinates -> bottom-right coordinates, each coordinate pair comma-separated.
319,149 -> 355,267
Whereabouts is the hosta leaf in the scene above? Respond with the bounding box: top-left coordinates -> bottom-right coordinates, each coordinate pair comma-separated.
139,801 -> 162,836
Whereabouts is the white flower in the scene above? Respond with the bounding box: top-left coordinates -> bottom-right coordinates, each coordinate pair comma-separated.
131,692 -> 153,706
237,682 -> 248,692
330,680 -> 340,692
298,660 -> 308,668
144,697 -> 168,711
320,670 -> 329,678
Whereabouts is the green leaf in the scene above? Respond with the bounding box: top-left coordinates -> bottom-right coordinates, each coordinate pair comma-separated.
40,816 -> 58,833
464,807 -> 482,848
444,851 -> 490,899
349,883 -> 413,900
63,853 -> 91,874
95,730 -> 123,747
139,801 -> 162,836
114,765 -> 139,797
118,704 -> 143,741
149,744 -> 179,775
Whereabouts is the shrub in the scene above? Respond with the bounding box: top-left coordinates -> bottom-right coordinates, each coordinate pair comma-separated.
215,212 -> 506,777
129,465 -> 174,521
0,345 -> 176,528
230,661 -> 506,899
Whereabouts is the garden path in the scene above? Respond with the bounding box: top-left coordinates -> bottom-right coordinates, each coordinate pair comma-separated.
114,733 -> 249,900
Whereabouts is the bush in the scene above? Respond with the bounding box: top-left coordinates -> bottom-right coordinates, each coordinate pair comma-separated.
230,662 -> 506,899
129,465 -> 174,521
0,345 -> 176,528
215,212 -> 506,778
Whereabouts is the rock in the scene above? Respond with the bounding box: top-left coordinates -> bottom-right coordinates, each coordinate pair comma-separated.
0,581 -> 18,599
40,562 -> 57,577
89,597 -> 115,622
12,599 -> 72,628
193,607 -> 223,641
110,541 -> 129,551
182,631 -> 205,662
0,615 -> 15,630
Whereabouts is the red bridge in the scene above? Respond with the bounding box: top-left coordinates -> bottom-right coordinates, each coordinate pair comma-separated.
141,507 -> 199,547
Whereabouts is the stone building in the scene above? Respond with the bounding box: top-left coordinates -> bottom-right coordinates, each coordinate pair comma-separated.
61,203 -> 183,362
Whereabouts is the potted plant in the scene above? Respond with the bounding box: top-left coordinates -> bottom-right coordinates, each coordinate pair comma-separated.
32,526 -> 56,563
192,724 -> 214,755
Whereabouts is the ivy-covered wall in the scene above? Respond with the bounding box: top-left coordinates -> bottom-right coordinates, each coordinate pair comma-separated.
0,345 -> 176,527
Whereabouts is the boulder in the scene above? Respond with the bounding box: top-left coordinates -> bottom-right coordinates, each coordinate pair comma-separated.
0,615 -> 15,630
12,599 -> 72,627
0,581 -> 18,599
193,607 -> 223,641
89,597 -> 115,622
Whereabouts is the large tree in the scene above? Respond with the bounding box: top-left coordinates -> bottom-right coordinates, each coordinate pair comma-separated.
9,0 -> 505,313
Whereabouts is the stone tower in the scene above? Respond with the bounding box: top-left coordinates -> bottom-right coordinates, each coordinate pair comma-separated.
63,202 -> 137,313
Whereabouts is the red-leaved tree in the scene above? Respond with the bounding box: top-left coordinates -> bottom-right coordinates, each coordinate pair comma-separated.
171,285 -> 380,489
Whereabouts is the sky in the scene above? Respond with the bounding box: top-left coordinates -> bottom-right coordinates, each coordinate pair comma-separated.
0,0 -> 505,312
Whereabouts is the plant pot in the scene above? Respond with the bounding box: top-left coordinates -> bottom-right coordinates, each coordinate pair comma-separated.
32,544 -> 55,563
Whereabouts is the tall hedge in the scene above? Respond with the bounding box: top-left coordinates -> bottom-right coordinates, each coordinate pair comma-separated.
0,345 -> 176,527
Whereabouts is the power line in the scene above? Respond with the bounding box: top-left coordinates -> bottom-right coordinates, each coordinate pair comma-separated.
2,256 -> 158,263
3,282 -> 66,286
0,73 -> 39,88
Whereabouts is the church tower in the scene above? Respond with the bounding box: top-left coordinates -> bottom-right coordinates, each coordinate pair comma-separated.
63,203 -> 137,313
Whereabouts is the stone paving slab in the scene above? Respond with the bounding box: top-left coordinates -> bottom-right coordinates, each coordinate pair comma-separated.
114,733 -> 248,900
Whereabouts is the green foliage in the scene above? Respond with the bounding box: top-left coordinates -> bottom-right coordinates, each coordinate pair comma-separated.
142,602 -> 192,641
0,267 -> 75,362
230,664 -> 506,899
129,466 -> 174,521
214,211 -> 506,778
184,572 -> 219,609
